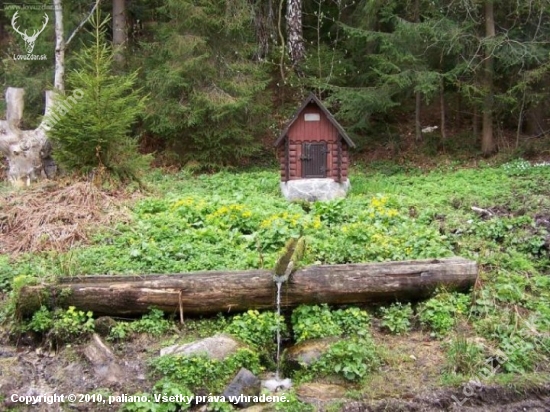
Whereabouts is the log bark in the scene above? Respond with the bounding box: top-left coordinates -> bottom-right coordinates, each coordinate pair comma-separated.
17,258 -> 477,317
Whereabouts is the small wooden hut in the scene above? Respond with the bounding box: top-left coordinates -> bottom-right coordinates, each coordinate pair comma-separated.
274,94 -> 355,201
274,93 -> 355,183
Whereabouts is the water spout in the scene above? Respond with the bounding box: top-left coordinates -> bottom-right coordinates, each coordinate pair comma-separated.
273,260 -> 293,284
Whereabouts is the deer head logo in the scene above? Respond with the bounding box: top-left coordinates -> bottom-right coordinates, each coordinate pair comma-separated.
11,11 -> 49,54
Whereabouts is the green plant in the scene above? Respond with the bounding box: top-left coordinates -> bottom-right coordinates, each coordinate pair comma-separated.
48,10 -> 151,182
313,199 -> 346,225
150,349 -> 262,393
310,337 -> 381,382
380,302 -> 413,335
0,256 -> 15,293
28,306 -> 54,333
207,400 -> 235,412
131,308 -> 172,336
291,305 -> 341,343
419,292 -> 470,338
498,335 -> 538,373
108,321 -> 131,341
332,307 -> 371,337
182,314 -> 229,338
444,336 -> 485,376
225,309 -> 286,351
50,306 -> 95,342
121,380 -> 194,412
273,391 -> 313,412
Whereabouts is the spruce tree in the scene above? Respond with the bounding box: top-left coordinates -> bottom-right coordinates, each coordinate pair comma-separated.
47,10 -> 150,182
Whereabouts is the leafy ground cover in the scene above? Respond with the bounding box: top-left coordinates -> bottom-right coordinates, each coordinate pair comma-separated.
1,159 -> 550,410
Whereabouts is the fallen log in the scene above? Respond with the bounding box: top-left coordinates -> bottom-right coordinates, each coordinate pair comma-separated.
17,257 -> 477,317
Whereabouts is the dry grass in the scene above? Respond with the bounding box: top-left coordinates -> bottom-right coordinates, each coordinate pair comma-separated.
362,330 -> 447,399
0,181 -> 134,255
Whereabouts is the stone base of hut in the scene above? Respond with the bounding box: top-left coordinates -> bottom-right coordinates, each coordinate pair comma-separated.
280,178 -> 351,202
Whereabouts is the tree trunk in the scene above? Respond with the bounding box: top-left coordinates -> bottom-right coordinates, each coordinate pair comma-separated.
525,96 -> 550,137
0,88 -> 49,186
481,0 -> 496,154
54,0 -> 65,92
286,0 -> 305,66
473,106 -> 479,138
413,0 -> 422,143
253,0 -> 275,61
17,258 -> 478,317
440,77 -> 447,140
415,92 -> 422,141
112,0 -> 127,63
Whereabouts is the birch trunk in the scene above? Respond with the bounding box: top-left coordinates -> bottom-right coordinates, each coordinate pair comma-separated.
286,0 -> 305,66
54,0 -> 65,92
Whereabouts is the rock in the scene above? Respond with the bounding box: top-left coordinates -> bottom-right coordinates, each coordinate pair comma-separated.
160,334 -> 243,360
296,383 -> 347,402
284,338 -> 337,370
280,178 -> 351,202
223,368 -> 261,407
94,316 -> 116,337
82,334 -> 126,387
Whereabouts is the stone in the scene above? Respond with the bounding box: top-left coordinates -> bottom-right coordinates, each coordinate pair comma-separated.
284,338 -> 337,369
223,368 -> 261,407
82,334 -> 126,387
280,178 -> 351,202
160,333 -> 243,360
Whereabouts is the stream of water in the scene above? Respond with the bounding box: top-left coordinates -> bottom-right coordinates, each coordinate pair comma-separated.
275,279 -> 283,379
262,277 -> 291,392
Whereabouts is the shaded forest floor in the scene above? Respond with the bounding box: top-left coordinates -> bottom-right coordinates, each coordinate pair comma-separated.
1,157 -> 550,411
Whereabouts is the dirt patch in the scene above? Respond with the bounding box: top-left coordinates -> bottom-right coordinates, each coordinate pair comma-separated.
0,333 -> 159,412
362,330 -> 447,399
0,181 -> 136,255
340,384 -> 550,412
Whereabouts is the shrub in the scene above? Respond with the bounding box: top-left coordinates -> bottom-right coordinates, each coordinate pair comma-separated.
28,305 -> 54,333
109,308 -> 172,340
332,307 -> 371,337
419,292 -> 470,338
49,306 -> 95,342
130,308 -> 172,336
380,302 -> 413,335
274,391 -> 313,412
310,337 -> 381,381
291,305 -> 341,343
150,348 -> 261,393
225,310 -> 286,351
